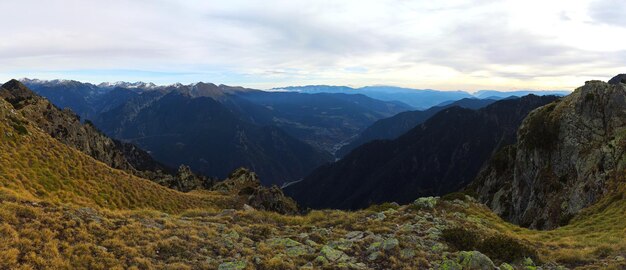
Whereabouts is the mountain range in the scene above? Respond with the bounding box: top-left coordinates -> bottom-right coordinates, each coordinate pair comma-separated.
22,79 -> 411,185
285,95 -> 559,209
1,76 -> 626,269
276,85 -> 570,109
336,97 -> 498,157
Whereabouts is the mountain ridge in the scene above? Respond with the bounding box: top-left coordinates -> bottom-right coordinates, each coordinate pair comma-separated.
286,94 -> 559,209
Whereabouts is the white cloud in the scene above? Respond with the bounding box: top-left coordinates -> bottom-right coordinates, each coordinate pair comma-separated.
0,0 -> 623,90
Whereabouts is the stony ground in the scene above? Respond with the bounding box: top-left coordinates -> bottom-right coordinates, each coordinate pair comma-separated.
3,191 -> 601,270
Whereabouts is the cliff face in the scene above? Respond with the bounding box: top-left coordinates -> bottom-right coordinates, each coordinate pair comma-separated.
473,76 -> 626,229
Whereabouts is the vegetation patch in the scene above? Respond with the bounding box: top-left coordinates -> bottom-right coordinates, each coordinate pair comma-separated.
521,103 -> 560,151
442,227 -> 536,263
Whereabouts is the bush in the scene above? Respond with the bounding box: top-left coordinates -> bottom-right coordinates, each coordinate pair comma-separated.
442,227 -> 479,251
367,202 -> 400,212
478,235 -> 536,262
442,227 -> 536,263
441,192 -> 468,202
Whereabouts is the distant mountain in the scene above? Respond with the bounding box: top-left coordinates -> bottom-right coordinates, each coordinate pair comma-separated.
285,95 -> 560,209
23,79 -> 410,159
0,80 -> 211,191
336,98 -> 497,157
92,91 -> 332,185
473,90 -> 570,99
276,85 -> 571,109
229,91 -> 412,153
471,76 -> 626,229
277,85 -> 472,109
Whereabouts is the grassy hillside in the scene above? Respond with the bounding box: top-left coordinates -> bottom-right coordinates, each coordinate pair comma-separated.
0,98 -> 224,213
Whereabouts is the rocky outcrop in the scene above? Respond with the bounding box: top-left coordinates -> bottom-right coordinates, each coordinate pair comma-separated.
0,79 -> 212,191
212,168 -> 299,214
608,74 -> 626,85
472,77 -> 626,229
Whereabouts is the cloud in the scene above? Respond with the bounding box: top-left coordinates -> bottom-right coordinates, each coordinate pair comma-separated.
0,0 -> 623,90
588,0 -> 626,27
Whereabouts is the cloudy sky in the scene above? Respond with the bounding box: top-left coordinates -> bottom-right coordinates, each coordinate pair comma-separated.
0,0 -> 624,90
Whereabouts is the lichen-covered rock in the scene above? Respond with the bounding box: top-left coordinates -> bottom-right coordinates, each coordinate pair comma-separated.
212,168 -> 299,214
218,260 -> 247,270
439,258 -> 462,270
473,78 -> 626,229
381,238 -> 399,251
414,197 -> 438,210
320,245 -> 350,263
457,251 -> 496,270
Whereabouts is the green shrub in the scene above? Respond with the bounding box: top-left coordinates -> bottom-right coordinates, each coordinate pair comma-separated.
441,192 -> 468,202
442,227 -> 479,251
367,202 -> 400,212
443,227 -> 536,263
478,234 -> 536,262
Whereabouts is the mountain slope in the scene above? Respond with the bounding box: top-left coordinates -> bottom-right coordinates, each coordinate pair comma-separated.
471,76 -> 626,229
286,95 -> 559,209
0,80 -> 211,191
337,98 -> 497,157
95,91 -> 331,185
231,91 -> 412,154
0,95 -> 217,212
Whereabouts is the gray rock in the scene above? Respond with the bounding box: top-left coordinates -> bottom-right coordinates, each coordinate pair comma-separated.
382,238 -> 399,251
414,197 -> 438,210
457,251 -> 496,270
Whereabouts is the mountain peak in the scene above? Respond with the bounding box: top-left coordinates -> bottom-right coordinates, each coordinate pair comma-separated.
0,79 -> 39,108
2,79 -> 30,91
608,74 -> 626,85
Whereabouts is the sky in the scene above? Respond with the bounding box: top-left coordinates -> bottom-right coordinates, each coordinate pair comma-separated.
0,0 -> 624,91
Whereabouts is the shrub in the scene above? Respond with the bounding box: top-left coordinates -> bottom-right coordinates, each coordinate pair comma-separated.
367,202 -> 400,212
441,192 -> 468,202
478,234 -> 536,262
442,227 -> 479,251
442,227 -> 536,263
521,104 -> 560,151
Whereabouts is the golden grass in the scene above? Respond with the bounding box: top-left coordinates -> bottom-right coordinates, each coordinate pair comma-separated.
0,100 -> 235,214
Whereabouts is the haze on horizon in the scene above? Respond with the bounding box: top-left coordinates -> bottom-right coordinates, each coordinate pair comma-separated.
0,0 -> 624,91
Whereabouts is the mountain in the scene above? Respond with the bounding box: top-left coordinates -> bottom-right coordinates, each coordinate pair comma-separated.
337,98 -> 497,157
471,75 -> 626,229
0,80 -> 211,191
277,85 -> 472,109
473,90 -> 571,99
2,77 -> 626,269
285,95 -> 559,209
22,79 -> 411,180
94,90 -> 332,185
229,91 -> 412,154
276,85 -> 570,110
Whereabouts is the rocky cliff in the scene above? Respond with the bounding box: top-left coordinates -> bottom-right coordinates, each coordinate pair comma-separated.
472,75 -> 626,229
211,168 -> 299,214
